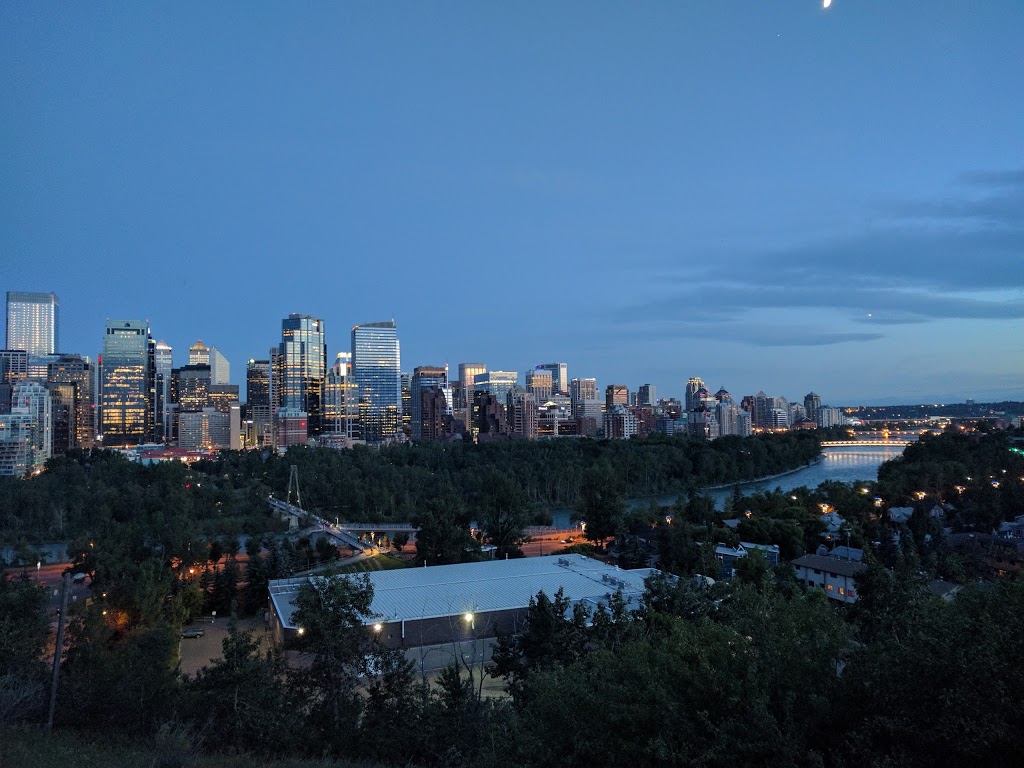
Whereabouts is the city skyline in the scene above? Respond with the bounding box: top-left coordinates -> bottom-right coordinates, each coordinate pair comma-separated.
3,3 -> 1022,405
0,292 -> 1020,408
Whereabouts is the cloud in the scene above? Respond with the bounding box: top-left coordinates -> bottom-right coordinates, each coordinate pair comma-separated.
618,169 -> 1024,330
957,169 -> 1024,187
755,332 -> 885,347
597,317 -> 885,348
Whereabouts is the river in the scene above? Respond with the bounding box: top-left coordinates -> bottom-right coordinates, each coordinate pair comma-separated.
549,444 -> 907,527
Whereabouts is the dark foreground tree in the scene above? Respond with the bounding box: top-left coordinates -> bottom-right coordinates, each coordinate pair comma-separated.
0,567 -> 49,722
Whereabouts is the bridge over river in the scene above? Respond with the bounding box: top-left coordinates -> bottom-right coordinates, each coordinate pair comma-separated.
820,440 -> 912,447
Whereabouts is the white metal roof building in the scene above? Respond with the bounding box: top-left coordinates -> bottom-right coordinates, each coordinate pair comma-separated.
268,554 -> 659,649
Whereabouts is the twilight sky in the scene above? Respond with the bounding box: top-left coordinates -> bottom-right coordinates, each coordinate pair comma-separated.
2,1 -> 1022,406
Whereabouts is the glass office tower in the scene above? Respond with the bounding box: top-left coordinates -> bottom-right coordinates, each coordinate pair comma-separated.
100,320 -> 154,446
277,314 -> 327,435
6,291 -> 58,356
351,320 -> 401,443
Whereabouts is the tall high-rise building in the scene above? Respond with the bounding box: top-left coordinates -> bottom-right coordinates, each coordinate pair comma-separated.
604,405 -> 639,440
474,371 -> 518,411
411,365 -> 448,440
188,340 -> 210,366
6,292 -> 58,357
804,392 -> 822,422
685,377 -> 706,412
637,384 -> 657,407
458,362 -> 486,427
400,372 -> 412,436
246,359 -> 274,448
11,380 -> 52,468
526,369 -> 553,403
209,347 -> 230,385
509,388 -> 538,439
100,320 -> 155,446
0,411 -> 37,476
178,406 -> 240,451
605,384 -> 629,410
173,364 -> 212,413
47,381 -> 76,455
207,384 -> 240,414
419,386 -> 454,441
47,354 -> 95,449
277,314 -> 327,435
323,353 -> 361,442
570,377 -> 597,416
0,350 -> 29,384
153,340 -> 173,442
536,363 -> 568,396
351,321 -> 401,443
816,406 -> 843,429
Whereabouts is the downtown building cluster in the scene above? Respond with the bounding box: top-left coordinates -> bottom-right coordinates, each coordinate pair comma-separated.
0,292 -> 846,476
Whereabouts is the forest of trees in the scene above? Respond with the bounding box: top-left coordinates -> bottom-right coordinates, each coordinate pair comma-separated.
4,428 -> 1024,766
3,557 -> 1024,767
0,431 -> 821,547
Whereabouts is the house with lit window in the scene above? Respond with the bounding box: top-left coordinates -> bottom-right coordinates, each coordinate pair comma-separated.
791,552 -> 865,603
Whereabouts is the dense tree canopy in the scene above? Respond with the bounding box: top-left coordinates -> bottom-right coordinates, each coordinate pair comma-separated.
1,432 -> 821,549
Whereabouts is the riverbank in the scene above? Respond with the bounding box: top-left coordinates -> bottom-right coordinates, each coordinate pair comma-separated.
701,454 -> 826,493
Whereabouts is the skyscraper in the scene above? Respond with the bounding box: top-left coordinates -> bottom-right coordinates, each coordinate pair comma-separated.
605,384 -> 628,410
804,392 -> 822,422
11,380 -> 52,468
536,362 -> 569,396
351,321 -> 401,443
153,340 -> 173,442
458,362 -> 486,428
322,353 -> 360,442
570,377 -> 597,414
277,314 -> 327,436
526,369 -> 553,402
400,372 -> 412,436
0,350 -> 29,384
188,340 -> 210,366
47,354 -> 95,449
246,358 -> 273,448
411,365 -> 448,440
473,371 -> 518,411
685,377 -> 706,412
209,347 -> 230,385
173,364 -> 212,414
6,291 -> 58,356
509,388 -> 538,439
637,384 -> 657,407
100,320 -> 155,446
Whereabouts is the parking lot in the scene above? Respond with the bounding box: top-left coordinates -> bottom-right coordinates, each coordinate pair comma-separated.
177,616 -> 266,677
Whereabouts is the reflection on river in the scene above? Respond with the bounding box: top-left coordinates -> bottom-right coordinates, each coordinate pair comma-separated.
548,445 -> 908,527
703,444 -> 906,510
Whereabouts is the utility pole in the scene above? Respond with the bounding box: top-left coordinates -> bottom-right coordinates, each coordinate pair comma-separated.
47,571 -> 71,733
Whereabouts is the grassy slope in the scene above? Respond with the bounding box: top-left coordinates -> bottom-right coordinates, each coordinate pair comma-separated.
0,725 -> 390,768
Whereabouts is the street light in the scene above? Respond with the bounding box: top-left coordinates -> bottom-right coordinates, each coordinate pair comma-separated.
463,612 -> 475,630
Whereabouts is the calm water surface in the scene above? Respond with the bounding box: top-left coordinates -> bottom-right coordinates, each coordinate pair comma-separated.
549,444 -> 907,527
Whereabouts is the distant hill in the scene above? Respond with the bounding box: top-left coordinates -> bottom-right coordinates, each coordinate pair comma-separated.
841,401 -> 1024,420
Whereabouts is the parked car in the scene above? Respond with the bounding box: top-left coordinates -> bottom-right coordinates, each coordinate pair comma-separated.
180,627 -> 205,639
